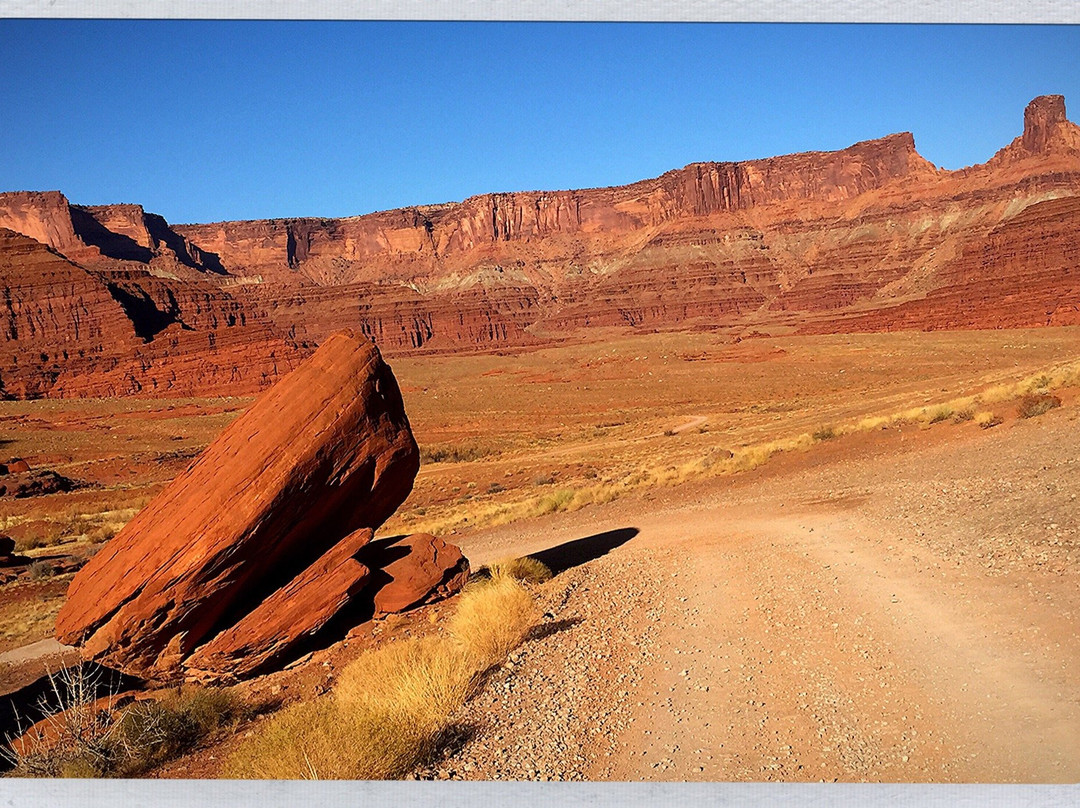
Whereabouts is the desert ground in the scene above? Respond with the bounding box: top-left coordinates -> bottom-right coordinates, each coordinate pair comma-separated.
1,326 -> 1078,781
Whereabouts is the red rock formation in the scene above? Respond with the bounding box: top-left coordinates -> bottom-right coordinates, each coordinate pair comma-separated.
805,195 -> 1080,333
368,533 -> 470,616
0,201 -> 307,399
184,528 -> 376,679
55,332 -> 424,678
0,192 -> 98,262
0,228 -> 138,397
3,95 -> 1080,390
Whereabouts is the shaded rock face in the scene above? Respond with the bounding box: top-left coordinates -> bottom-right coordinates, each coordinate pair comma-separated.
54,331 -> 467,680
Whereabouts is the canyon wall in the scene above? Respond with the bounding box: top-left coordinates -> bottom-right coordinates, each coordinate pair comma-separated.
1,96 -> 1078,397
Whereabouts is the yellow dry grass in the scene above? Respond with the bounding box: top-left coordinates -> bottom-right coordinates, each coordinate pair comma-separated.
449,576 -> 538,670
484,556 -> 554,585
395,356 -> 1080,537
226,575 -> 539,780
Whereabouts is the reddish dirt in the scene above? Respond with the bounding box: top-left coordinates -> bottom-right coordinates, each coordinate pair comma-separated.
412,399 -> 1080,783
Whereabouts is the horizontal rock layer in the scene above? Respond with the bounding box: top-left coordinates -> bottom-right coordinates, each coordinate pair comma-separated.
2,96 -> 1079,398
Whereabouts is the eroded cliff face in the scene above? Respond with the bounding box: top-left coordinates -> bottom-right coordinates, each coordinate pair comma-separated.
0,196 -> 306,398
1,96 -> 1078,397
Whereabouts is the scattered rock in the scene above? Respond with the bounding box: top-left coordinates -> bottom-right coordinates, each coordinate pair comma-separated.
1,458 -> 31,475
0,469 -> 76,498
369,533 -> 470,616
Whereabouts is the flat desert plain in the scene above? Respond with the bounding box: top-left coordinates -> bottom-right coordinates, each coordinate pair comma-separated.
1,326 -> 1078,781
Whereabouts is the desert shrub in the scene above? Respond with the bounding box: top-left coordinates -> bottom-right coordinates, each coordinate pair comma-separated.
15,534 -> 48,552
532,474 -> 555,486
662,429 -> 676,437
812,425 -> 836,442
113,687 -> 251,774
27,561 -> 56,580
3,666 -> 120,777
534,488 -> 575,515
855,416 -> 889,431
952,408 -> 975,423
419,442 -> 497,464
1016,393 -> 1062,420
486,482 -> 505,495
3,666 -> 247,778
975,411 -> 1003,429
228,575 -> 538,780
87,524 -> 120,543
484,556 -> 553,585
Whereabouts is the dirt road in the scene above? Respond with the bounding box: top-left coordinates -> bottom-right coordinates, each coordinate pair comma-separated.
434,402 -> 1080,782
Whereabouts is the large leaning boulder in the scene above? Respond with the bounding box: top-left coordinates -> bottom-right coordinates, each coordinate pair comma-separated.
55,330 -> 464,680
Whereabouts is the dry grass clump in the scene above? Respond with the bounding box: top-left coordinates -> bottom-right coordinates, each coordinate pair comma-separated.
419,441 -> 498,464
1016,393 -> 1062,419
227,575 -> 539,779
334,636 -> 480,725
484,556 -> 553,585
449,576 -> 538,671
0,592 -> 65,651
975,411 -> 1003,429
812,425 -> 837,442
4,667 -> 249,778
928,406 -> 954,424
14,507 -> 139,552
228,638 -> 479,780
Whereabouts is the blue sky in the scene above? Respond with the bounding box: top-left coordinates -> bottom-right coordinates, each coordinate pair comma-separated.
1,22 -> 1078,223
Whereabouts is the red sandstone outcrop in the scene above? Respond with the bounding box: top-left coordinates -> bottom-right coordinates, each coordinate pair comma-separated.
368,533 -> 470,616
54,332 -> 467,680
184,527 -> 377,679
0,208 -> 307,399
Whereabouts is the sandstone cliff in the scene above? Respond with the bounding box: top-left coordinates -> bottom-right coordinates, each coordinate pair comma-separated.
1,95 -> 1078,397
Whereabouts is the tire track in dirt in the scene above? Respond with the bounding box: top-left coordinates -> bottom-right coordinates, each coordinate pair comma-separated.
448,404 -> 1080,782
611,507 -> 1080,782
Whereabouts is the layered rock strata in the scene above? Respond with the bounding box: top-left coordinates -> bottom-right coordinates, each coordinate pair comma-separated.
1,96 -> 1079,399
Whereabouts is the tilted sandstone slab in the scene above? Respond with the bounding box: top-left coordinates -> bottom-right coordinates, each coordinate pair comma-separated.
369,533 -> 471,616
184,528 -> 375,679
54,330 -> 420,678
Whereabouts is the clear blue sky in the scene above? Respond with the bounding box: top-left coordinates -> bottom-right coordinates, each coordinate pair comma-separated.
1,22 -> 1078,224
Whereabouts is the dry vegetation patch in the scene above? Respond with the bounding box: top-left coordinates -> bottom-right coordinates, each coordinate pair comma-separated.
226,570 -> 542,779
4,668 -> 252,778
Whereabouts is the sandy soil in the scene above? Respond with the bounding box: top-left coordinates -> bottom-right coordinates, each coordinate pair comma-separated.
420,400 -> 1080,782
